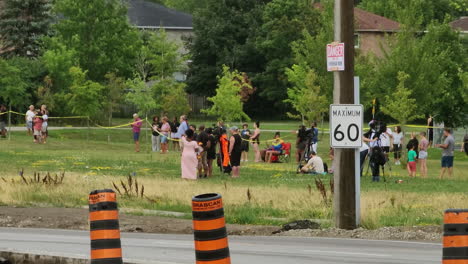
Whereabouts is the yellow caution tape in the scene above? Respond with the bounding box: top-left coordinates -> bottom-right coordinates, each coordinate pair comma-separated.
145,119 -> 180,142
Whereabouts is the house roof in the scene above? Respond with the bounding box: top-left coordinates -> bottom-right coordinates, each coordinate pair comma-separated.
450,17 -> 468,32
314,3 -> 400,32
127,0 -> 193,29
354,7 -> 400,32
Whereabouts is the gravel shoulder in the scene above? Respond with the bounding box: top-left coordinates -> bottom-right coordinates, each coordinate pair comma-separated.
0,206 -> 442,242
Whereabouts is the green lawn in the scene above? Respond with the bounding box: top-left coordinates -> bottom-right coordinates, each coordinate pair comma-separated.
0,127 -> 467,228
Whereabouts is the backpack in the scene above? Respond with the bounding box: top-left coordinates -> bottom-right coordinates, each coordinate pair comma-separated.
371,147 -> 387,166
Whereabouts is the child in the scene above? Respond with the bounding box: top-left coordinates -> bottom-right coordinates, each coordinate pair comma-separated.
33,110 -> 43,143
407,145 -> 417,177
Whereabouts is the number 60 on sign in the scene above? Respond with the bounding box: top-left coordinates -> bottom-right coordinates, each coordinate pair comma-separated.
329,104 -> 363,148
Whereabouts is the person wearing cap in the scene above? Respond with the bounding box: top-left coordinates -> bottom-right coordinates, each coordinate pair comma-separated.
229,126 -> 242,178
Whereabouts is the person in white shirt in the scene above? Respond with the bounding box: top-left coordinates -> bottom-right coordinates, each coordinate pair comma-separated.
379,126 -> 393,153
300,151 -> 324,174
392,126 -> 404,165
25,105 -> 35,136
40,105 -> 49,143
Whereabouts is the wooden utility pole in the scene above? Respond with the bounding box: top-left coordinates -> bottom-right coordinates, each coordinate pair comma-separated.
333,0 -> 356,230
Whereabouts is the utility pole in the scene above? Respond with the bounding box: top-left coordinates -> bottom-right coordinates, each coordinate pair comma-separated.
333,0 -> 356,229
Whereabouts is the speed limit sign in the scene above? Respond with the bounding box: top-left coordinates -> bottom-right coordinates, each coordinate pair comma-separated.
330,104 -> 363,148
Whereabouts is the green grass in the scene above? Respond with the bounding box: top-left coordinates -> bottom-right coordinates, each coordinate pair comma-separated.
0,127 -> 467,228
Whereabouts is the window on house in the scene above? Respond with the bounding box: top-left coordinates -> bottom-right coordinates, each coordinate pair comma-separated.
354,34 -> 360,48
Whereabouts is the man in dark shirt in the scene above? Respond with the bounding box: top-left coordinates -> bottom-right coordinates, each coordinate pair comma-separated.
197,125 -> 210,178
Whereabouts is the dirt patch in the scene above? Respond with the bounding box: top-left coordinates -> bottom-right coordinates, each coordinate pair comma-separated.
0,206 -> 278,236
275,226 -> 442,242
0,207 -> 442,242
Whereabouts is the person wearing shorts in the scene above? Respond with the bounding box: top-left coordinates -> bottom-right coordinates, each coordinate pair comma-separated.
131,113 -> 142,152
436,128 -> 455,179
160,117 -> 170,154
25,105 -> 35,136
393,126 -> 403,165
407,146 -> 417,177
418,132 -> 429,178
33,112 -> 43,143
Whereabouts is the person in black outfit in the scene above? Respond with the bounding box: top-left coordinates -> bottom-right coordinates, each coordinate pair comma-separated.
205,128 -> 217,177
197,125 -> 210,178
407,132 -> 419,156
296,125 -> 308,163
229,126 -> 242,178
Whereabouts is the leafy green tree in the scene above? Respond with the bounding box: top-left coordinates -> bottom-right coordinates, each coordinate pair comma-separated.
381,72 -> 423,125
104,73 -> 125,125
52,0 -> 141,81
284,65 -> 328,124
0,59 -> 28,108
161,0 -> 209,14
37,76 -> 55,110
0,0 -> 53,57
255,0 -> 320,107
153,78 -> 191,118
125,77 -> 158,118
66,67 -> 104,118
203,65 -> 252,122
186,0 -> 269,98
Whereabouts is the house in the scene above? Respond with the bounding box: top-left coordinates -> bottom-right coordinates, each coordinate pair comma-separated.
354,7 -> 400,57
315,3 -> 400,57
127,0 -> 193,54
450,16 -> 468,33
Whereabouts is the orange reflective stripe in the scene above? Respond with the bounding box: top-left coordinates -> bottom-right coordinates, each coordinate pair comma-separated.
89,192 -> 116,204
89,210 -> 119,221
443,260 -> 468,264
192,199 -> 223,212
197,258 -> 231,264
195,238 -> 228,251
444,236 -> 468,248
444,212 -> 468,224
91,248 -> 122,259
193,217 -> 226,231
90,230 -> 121,240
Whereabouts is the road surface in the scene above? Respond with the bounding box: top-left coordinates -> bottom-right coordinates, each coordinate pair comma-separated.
0,228 -> 441,264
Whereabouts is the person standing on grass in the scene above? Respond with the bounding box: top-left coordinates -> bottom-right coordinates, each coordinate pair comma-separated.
229,126 -> 242,178
436,128 -> 455,179
131,113 -> 143,152
407,144 -> 417,178
250,121 -> 261,162
151,116 -> 161,152
197,125 -> 210,178
170,117 -> 180,151
240,123 -> 251,162
427,115 -> 434,147
160,117 -> 171,154
25,105 -> 35,136
393,126 -> 404,165
0,105 -> 8,138
418,132 -> 429,178
181,129 -> 200,180
33,109 -> 43,143
177,115 -> 189,150
40,105 -> 49,144
462,133 -> 468,155
296,125 -> 308,163
205,128 -> 217,177
310,122 -> 319,153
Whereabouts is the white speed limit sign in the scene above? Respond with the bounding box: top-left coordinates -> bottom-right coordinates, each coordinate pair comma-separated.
330,104 -> 363,148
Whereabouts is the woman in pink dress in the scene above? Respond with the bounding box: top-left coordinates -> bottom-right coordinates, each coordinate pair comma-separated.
181,129 -> 200,180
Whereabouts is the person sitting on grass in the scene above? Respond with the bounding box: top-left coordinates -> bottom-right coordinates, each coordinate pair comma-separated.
300,151 -> 325,174
407,144 -> 417,178
264,132 -> 284,163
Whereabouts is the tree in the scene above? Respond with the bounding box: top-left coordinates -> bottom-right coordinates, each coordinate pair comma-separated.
37,76 -> 55,110
0,59 -> 28,108
52,0 -> 141,81
381,72 -> 423,125
153,79 -> 191,118
284,65 -> 328,124
147,29 -> 185,80
160,0 -> 210,14
125,77 -> 158,118
104,73 -> 125,125
0,0 -> 53,57
255,0 -> 321,108
203,65 -> 252,122
66,67 -> 104,118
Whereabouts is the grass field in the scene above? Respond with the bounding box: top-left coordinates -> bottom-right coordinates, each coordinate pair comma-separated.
0,126 -> 467,228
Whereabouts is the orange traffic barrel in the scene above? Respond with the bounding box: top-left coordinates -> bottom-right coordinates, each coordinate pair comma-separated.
192,193 -> 231,264
89,189 -> 123,264
443,209 -> 468,264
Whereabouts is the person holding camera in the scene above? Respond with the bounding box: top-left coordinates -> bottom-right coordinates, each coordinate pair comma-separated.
364,120 -> 387,182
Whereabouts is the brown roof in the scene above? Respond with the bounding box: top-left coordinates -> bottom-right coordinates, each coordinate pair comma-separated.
354,7 -> 400,32
313,3 -> 400,32
450,17 -> 468,31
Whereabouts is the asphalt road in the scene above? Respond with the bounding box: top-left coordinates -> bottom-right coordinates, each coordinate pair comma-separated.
0,228 -> 441,264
